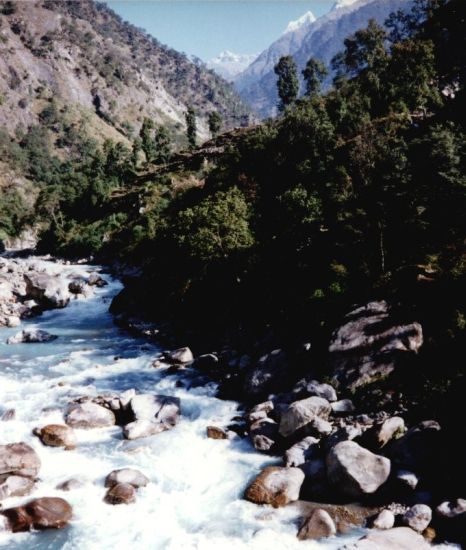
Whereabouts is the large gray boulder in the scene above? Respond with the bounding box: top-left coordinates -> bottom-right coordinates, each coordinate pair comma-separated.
123,394 -> 180,440
65,402 -> 116,429
244,466 -> 304,508
24,273 -> 70,309
285,436 -> 320,467
329,301 -> 423,391
0,442 -> 41,479
326,441 -> 390,498
0,475 -> 34,500
279,396 -> 331,438
402,504 -> 432,533
105,468 -> 149,489
164,347 -> 193,365
342,527 -> 431,549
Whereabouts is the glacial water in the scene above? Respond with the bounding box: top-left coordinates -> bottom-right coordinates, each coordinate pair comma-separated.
0,259 -> 362,550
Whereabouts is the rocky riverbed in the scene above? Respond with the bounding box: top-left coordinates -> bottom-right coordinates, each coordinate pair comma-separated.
0,256 -> 463,549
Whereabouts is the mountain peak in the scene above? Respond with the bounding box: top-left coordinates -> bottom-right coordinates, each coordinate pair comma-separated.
207,51 -> 258,81
332,0 -> 361,10
283,11 -> 317,35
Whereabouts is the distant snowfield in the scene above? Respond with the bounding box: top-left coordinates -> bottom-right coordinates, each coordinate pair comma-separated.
207,51 -> 258,81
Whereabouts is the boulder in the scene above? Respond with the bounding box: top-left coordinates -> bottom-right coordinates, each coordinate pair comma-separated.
243,349 -> 289,399
360,417 -> 405,451
285,437 -> 320,467
252,435 -> 275,451
164,347 -> 193,364
402,504 -> 432,533
388,421 -> 441,474
24,273 -> 70,309
1,409 -> 15,421
279,396 -> 331,438
105,468 -> 149,489
0,442 -> 41,479
35,424 -> 77,449
342,527 -> 431,549
297,508 -> 336,540
436,498 -> 466,519
206,426 -> 228,440
329,301 -> 423,391
326,441 -> 390,498
396,470 -> 419,490
65,402 -> 116,429
373,509 -> 395,530
7,329 -> 58,344
193,354 -> 219,371
0,475 -> 34,500
244,466 -> 304,508
87,272 -> 107,287
2,497 -> 72,532
331,399 -> 355,414
306,381 -> 337,402
104,482 -> 136,505
56,478 -> 85,491
68,280 -> 86,294
123,394 -> 180,440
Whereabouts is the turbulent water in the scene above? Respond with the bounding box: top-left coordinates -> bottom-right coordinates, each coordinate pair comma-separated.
0,259 -> 361,550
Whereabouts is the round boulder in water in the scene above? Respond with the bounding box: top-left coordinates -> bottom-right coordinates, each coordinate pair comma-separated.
35,424 -> 77,449
105,468 -> 149,489
104,483 -> 136,505
0,442 -> 41,479
2,497 -> 72,532
65,402 -> 116,429
244,466 -> 305,508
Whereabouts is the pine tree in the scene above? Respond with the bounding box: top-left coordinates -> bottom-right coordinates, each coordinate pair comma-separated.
274,56 -> 299,112
208,111 -> 222,138
154,125 -> 171,165
139,118 -> 156,162
302,58 -> 328,97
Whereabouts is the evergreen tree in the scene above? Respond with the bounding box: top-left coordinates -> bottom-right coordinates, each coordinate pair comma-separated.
139,118 -> 156,162
154,125 -> 171,165
302,58 -> 328,97
185,106 -> 197,149
208,111 -> 222,137
274,55 -> 299,112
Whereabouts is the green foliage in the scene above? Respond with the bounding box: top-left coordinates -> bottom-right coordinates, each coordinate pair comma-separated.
208,111 -> 222,137
185,106 -> 197,149
302,57 -> 328,97
173,187 -> 254,262
274,55 -> 299,111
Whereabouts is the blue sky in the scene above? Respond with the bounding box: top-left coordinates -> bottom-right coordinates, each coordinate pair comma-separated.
105,1 -> 336,61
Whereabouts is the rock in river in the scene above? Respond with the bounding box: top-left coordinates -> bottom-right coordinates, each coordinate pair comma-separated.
244,466 -> 304,508
279,396 -> 331,438
2,497 -> 72,531
123,394 -> 180,440
326,441 -> 390,498
297,508 -> 337,540
104,483 -> 136,505
342,526 -> 431,549
105,468 -> 149,489
34,424 -> 77,449
0,442 -> 41,479
65,402 -> 116,429
7,329 -> 58,344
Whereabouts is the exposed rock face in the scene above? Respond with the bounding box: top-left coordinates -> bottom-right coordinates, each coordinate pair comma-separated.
329,301 -> 423,391
279,396 -> 331,438
123,394 -> 181,440
326,441 -> 391,498
0,442 -> 41,479
7,329 -> 58,344
104,483 -> 136,505
342,527 -> 431,549
24,272 -> 70,309
2,497 -> 72,532
244,466 -> 304,508
402,504 -> 432,533
65,402 -> 116,429
35,424 -> 77,449
297,508 -> 336,540
105,469 -> 149,489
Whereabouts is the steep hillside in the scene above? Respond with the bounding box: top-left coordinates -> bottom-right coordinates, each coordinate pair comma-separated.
0,0 -> 252,144
236,0 -> 411,117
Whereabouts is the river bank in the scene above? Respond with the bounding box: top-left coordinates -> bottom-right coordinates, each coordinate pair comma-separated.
0,256 -> 463,549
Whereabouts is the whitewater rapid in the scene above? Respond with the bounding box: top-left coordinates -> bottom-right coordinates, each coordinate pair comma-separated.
0,259 -> 361,549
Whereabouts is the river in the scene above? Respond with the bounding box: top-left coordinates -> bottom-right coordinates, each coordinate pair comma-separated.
0,258 -> 361,549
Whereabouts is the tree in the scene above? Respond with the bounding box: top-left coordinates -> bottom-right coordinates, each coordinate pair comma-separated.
274,56 -> 299,112
154,125 -> 171,165
208,111 -> 222,137
185,106 -> 197,149
302,58 -> 328,97
139,118 -> 156,162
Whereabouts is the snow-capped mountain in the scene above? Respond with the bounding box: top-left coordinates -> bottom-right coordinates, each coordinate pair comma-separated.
235,0 -> 413,118
283,11 -> 316,35
207,51 -> 258,82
